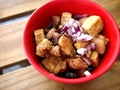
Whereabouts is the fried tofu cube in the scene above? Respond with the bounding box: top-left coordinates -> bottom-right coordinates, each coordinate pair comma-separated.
36,38 -> 52,57
34,29 -> 45,45
92,37 -> 106,54
90,51 -> 99,67
61,12 -> 72,25
65,57 -> 88,69
81,15 -> 104,36
42,56 -> 66,74
50,45 -> 61,57
58,35 -> 75,57
74,41 -> 89,49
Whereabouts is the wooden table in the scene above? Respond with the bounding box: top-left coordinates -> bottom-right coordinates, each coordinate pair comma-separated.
0,0 -> 120,90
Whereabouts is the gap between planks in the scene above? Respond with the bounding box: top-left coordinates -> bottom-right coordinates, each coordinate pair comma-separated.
0,60 -> 120,90
0,17 -> 28,69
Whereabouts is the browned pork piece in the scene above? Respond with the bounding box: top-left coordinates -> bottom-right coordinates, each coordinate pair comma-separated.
92,37 -> 106,54
65,57 -> 88,69
97,35 -> 109,45
50,45 -> 61,57
52,16 -> 60,28
46,28 -> 56,39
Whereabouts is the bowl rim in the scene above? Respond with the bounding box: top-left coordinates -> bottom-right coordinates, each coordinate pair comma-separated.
23,0 -> 120,84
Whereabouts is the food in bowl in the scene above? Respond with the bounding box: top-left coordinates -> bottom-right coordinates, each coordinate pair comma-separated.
34,12 -> 109,78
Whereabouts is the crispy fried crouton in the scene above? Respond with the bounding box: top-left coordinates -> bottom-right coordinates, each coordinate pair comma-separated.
34,29 -> 45,44
58,35 -> 75,57
74,41 -> 89,49
61,12 -> 72,25
82,15 -> 103,36
42,56 -> 66,74
36,39 -> 52,57
90,51 -> 99,67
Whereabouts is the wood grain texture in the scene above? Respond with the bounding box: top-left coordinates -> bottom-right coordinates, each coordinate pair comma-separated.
0,60 -> 120,90
0,0 -> 49,19
0,18 -> 27,68
0,0 -> 120,28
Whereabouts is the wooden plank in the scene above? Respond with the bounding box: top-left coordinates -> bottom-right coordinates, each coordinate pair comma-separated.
0,59 -> 120,90
0,0 -> 49,19
0,65 -> 49,90
0,0 -> 120,28
0,18 -> 27,68
93,0 -> 120,28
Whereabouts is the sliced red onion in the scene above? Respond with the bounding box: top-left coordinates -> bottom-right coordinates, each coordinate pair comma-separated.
72,33 -> 77,38
60,25 -> 69,34
79,27 -> 83,32
82,57 -> 91,65
71,27 -> 76,33
74,14 -> 88,20
71,31 -> 81,41
67,28 -> 73,36
77,33 -> 93,41
76,31 -> 81,37
72,22 -> 78,28
84,70 -> 91,76
60,18 -> 83,36
87,42 -> 96,51
68,18 -> 75,27
74,26 -> 80,33
77,48 -> 87,56
86,45 -> 91,51
90,43 -> 96,50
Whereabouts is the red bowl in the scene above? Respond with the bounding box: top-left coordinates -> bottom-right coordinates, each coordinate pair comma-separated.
23,0 -> 120,84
